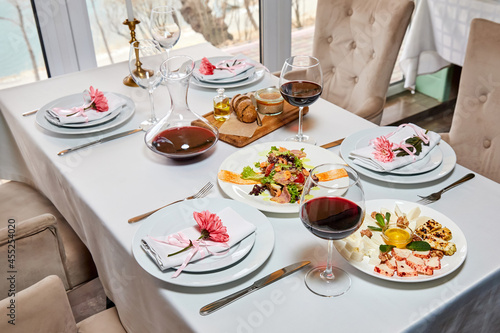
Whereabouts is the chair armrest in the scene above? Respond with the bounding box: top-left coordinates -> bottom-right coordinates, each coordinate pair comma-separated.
0,275 -> 77,332
0,213 -> 58,246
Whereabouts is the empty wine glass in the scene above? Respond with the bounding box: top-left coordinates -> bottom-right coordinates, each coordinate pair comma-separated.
299,164 -> 365,297
129,39 -> 163,129
279,55 -> 323,144
150,6 -> 181,59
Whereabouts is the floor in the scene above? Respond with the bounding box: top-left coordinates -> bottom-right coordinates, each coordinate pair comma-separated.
382,90 -> 456,133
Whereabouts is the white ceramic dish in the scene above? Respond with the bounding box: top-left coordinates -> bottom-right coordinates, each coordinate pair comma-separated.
132,198 -> 275,287
194,56 -> 256,84
36,93 -> 135,135
191,57 -> 265,89
175,232 -> 256,273
340,127 -> 456,184
218,141 -> 346,213
335,199 -> 467,283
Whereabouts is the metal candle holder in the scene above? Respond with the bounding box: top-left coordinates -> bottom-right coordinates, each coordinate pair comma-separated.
123,18 -> 141,87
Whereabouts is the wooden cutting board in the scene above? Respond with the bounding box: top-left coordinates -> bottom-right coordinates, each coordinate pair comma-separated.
203,102 -> 308,148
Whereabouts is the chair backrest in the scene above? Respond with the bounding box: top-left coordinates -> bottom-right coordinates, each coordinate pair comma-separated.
312,0 -> 414,123
0,275 -> 78,332
446,18 -> 500,183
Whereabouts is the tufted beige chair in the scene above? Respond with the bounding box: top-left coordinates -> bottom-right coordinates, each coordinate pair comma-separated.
0,181 -> 98,295
440,18 -> 500,183
0,275 -> 126,332
312,0 -> 414,124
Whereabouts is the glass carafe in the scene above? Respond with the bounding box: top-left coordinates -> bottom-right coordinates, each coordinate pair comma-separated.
144,55 -> 219,159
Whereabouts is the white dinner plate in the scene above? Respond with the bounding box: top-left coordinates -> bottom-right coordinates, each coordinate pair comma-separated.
44,103 -> 123,128
36,93 -> 135,135
175,232 -> 256,273
340,127 -> 456,184
335,199 -> 467,283
218,141 -> 346,213
132,198 -> 275,287
194,56 -> 256,84
191,58 -> 265,89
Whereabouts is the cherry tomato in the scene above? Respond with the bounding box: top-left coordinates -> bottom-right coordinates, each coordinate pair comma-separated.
265,163 -> 275,176
294,172 -> 305,184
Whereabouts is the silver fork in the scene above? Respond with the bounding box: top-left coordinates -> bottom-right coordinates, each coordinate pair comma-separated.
128,182 -> 214,223
417,173 -> 475,204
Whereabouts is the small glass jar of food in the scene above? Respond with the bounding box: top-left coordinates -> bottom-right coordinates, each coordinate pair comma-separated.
254,87 -> 284,115
381,223 -> 413,249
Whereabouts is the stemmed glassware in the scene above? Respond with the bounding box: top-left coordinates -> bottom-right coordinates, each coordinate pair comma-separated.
299,163 -> 365,297
150,6 -> 181,59
279,55 -> 323,144
129,39 -> 163,129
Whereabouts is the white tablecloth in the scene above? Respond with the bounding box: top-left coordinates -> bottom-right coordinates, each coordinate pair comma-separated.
1,43 -> 500,332
400,0 -> 500,89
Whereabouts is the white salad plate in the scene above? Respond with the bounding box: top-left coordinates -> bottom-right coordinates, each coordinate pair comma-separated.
218,141 -> 346,213
191,57 -> 265,89
132,198 -> 275,287
335,199 -> 467,283
340,127 -> 456,184
36,93 -> 135,135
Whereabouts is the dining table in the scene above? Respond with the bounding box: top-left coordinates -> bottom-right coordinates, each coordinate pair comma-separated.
1,42 -> 499,333
400,0 -> 500,90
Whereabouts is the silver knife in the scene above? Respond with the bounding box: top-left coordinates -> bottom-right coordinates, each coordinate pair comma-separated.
57,128 -> 143,156
200,261 -> 310,316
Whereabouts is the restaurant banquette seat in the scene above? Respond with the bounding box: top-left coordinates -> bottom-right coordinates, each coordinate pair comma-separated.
0,275 -> 126,332
0,181 -> 98,295
312,0 -> 414,124
440,18 -> 500,183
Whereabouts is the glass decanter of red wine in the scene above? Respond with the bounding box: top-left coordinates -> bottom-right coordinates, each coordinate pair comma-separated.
299,163 -> 365,297
279,55 -> 323,144
144,55 -> 219,159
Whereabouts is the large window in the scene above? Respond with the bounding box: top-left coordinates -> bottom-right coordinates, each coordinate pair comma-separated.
0,0 -> 47,89
0,0 -> 405,90
86,0 -> 261,67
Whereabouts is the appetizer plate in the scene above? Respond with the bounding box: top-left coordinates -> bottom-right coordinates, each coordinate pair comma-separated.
132,198 -> 275,287
335,199 -> 467,283
341,127 -> 456,184
218,141 -> 346,213
36,93 -> 135,135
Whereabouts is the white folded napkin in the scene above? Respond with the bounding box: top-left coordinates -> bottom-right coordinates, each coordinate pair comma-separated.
45,93 -> 127,124
193,57 -> 255,81
349,124 -> 441,172
142,207 -> 256,274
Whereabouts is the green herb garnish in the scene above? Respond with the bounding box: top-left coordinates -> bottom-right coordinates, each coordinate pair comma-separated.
406,241 -> 431,251
394,131 -> 430,157
375,212 -> 390,228
380,244 -> 395,253
367,226 -> 382,232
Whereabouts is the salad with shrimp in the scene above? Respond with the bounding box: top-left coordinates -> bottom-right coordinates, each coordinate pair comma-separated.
240,146 -> 310,204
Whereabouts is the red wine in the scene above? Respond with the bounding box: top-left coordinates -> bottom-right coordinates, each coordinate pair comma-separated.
152,126 -> 216,155
300,197 -> 363,240
280,81 -> 322,107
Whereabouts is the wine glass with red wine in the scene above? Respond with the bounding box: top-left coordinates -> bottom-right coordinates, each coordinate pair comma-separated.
279,55 -> 322,144
299,163 -> 365,297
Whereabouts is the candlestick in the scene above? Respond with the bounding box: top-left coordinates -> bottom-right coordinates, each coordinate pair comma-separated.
123,18 -> 141,87
125,0 -> 134,22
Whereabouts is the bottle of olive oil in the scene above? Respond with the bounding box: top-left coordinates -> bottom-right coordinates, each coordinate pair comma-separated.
213,88 -> 230,121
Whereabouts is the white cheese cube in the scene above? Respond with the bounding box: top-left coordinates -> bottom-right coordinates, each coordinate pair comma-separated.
369,256 -> 381,265
350,251 -> 364,262
407,206 -> 421,221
